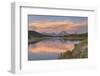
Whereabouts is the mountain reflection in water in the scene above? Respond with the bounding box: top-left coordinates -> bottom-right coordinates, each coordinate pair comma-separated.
28,37 -> 80,60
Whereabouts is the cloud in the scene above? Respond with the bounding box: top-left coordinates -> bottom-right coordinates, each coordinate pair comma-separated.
28,20 -> 87,34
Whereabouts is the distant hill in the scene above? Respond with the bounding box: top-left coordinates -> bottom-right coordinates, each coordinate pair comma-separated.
28,31 -> 50,39
28,30 -> 88,39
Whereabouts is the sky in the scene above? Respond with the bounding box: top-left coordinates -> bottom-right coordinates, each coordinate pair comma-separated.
28,15 -> 88,34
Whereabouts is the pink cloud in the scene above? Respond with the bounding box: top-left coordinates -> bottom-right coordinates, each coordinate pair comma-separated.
28,20 -> 87,34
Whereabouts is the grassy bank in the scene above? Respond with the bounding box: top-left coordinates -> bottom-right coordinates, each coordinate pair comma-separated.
59,37 -> 88,59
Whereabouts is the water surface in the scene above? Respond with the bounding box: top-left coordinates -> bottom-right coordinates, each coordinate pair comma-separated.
28,37 -> 80,60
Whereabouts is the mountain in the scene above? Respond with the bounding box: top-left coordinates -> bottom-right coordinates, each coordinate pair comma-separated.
28,30 -> 87,38
29,31 -> 46,36
39,31 -> 69,36
28,31 -> 53,39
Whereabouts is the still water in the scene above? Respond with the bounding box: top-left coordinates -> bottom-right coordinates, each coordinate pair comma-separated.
28,37 -> 80,61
